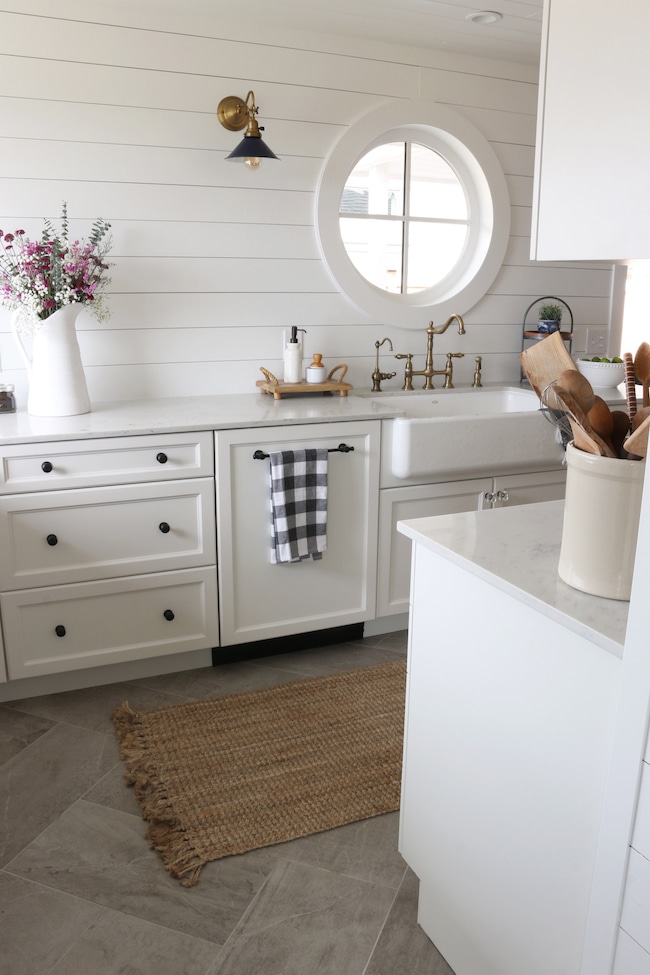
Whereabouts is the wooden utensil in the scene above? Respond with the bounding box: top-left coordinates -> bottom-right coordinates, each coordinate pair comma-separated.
634,341 -> 650,408
632,405 -> 650,431
611,410 -> 632,458
520,330 -> 577,398
587,395 -> 615,454
567,416 -> 604,456
557,368 -> 595,413
553,385 -> 617,457
623,352 -> 638,420
624,413 -> 650,458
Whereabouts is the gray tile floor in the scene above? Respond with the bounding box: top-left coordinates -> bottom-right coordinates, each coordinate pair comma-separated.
0,629 -> 455,975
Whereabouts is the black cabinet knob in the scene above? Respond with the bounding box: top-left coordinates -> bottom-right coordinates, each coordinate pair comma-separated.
159,522 -> 171,534
156,452 -> 168,464
46,534 -> 58,546
163,609 -> 175,621
54,624 -> 66,638
41,461 -> 53,473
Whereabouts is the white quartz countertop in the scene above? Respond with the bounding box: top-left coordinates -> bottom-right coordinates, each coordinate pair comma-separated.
0,392 -> 402,445
398,500 -> 628,657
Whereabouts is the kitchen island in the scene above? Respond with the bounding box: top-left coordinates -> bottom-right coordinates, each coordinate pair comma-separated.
397,501 -> 627,975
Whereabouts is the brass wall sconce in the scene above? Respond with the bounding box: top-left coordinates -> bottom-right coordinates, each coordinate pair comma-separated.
217,90 -> 279,170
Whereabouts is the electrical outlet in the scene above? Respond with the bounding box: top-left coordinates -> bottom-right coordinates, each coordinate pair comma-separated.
585,328 -> 607,356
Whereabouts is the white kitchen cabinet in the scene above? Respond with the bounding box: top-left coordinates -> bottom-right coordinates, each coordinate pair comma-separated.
531,0 -> 650,260
215,420 -> 380,646
398,505 -> 622,975
377,468 -> 566,617
0,432 -> 218,679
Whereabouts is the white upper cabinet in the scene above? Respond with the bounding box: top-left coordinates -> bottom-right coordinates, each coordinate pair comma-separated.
531,0 -> 650,261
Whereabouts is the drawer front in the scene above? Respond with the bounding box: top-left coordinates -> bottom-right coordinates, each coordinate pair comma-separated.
0,567 -> 219,679
0,432 -> 214,493
0,479 -> 216,589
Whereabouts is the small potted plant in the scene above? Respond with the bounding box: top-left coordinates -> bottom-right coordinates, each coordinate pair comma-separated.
538,303 -> 563,333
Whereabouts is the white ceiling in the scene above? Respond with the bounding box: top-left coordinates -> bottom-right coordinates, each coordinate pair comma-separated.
129,0 -> 545,65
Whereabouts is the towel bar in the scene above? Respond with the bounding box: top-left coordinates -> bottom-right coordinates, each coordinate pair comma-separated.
253,443 -> 354,460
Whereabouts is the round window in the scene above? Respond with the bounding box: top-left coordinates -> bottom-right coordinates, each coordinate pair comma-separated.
316,101 -> 511,328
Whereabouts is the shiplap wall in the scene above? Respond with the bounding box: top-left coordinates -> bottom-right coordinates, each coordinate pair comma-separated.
0,2 -> 614,405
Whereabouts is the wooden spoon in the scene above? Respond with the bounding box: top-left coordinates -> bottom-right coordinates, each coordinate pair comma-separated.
632,405 -> 650,431
634,342 -> 650,408
587,395 -> 615,454
557,368 -> 595,413
611,410 -> 631,458
624,413 -> 650,458
553,385 -> 617,457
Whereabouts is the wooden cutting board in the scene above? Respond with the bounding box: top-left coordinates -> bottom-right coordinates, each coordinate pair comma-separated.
520,330 -> 577,398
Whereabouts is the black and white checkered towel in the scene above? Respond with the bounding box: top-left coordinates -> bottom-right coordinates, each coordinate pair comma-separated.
269,449 -> 328,563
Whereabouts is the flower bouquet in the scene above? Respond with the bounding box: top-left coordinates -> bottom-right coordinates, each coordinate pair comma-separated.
0,204 -> 113,416
0,202 -> 113,335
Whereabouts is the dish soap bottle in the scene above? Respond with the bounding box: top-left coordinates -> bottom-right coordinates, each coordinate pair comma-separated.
283,327 -> 305,383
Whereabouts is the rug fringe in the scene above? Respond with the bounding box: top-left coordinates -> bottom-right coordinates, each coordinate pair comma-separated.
112,701 -> 207,887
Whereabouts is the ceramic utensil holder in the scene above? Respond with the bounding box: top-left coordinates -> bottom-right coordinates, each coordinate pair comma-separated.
558,442 -> 644,600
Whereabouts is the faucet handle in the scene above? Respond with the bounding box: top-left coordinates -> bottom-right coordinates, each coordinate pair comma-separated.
395,353 -> 414,391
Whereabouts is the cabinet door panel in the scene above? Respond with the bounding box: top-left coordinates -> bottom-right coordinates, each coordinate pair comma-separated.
215,421 -> 379,646
377,479 -> 491,617
1,567 -> 219,679
0,479 -> 216,589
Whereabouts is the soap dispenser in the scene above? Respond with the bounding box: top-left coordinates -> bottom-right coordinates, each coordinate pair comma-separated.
283,327 -> 305,383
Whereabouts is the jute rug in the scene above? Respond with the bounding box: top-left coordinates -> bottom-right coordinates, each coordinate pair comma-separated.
112,659 -> 406,887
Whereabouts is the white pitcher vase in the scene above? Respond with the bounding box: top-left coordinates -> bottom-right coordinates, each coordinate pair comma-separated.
11,304 -> 91,416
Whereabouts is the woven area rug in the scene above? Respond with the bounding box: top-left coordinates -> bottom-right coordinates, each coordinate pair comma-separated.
112,659 -> 406,887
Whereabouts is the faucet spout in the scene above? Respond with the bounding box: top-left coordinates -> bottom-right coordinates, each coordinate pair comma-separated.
401,316 -> 466,390
430,314 -> 466,336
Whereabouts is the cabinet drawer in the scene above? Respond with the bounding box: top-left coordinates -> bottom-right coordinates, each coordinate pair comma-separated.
0,479 -> 216,589
0,567 -> 219,679
0,432 -> 214,493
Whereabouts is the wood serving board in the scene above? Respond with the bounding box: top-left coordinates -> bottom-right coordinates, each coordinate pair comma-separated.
520,329 -> 577,398
256,378 -> 353,399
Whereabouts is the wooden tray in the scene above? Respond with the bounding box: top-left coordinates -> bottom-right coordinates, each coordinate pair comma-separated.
256,365 -> 352,399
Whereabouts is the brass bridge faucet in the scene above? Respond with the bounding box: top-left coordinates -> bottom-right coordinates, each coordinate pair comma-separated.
396,315 -> 466,390
371,337 -> 397,392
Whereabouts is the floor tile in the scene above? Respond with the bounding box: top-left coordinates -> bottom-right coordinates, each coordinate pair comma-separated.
0,873 -> 103,975
0,723 -> 118,867
0,704 -> 55,767
7,799 -> 275,946
251,641 -> 405,679
49,907 -> 219,975
3,679 -> 202,736
366,868 -> 456,974
266,812 -> 406,888
211,858 -> 397,975
129,659 -> 306,701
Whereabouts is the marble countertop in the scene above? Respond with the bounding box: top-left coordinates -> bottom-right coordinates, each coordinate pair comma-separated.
398,500 -> 628,657
0,392 -> 403,445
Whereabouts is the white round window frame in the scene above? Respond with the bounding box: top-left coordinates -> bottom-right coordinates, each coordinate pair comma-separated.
315,100 -> 511,328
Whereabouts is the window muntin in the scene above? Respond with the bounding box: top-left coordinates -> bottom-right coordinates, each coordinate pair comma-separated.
339,141 -> 469,295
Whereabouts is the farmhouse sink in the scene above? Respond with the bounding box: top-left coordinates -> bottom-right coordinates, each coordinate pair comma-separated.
372,385 -> 563,480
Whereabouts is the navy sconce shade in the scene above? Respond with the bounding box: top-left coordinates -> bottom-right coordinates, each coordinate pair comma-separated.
217,90 -> 279,170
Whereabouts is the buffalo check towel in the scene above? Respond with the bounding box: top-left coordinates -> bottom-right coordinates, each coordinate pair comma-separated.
269,449 -> 328,563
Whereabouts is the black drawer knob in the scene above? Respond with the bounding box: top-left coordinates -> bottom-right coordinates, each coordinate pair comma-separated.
156,452 -> 168,464
54,624 -> 66,638
163,609 -> 175,621
46,534 -> 58,546
159,522 -> 171,534
41,461 -> 53,473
